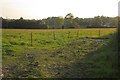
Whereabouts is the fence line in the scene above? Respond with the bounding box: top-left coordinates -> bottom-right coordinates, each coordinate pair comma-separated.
27,30 -> 103,46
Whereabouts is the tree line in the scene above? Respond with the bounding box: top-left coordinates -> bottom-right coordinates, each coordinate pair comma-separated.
1,13 -> 119,29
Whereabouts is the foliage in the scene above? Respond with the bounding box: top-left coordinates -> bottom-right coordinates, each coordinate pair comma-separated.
1,14 -> 118,29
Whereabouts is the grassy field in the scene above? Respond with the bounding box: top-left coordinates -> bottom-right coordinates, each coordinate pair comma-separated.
2,28 -> 118,78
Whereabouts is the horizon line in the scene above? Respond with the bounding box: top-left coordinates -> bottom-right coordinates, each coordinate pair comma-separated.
1,15 -> 119,20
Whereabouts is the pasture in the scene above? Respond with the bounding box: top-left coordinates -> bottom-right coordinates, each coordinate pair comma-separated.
2,28 -> 118,78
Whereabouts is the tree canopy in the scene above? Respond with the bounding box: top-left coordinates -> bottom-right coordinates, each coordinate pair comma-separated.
1,14 -> 118,29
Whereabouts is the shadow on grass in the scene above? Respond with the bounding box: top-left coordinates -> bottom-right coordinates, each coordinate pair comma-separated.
50,32 -> 118,78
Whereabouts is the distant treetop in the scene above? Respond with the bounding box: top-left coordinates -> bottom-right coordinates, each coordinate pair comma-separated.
65,13 -> 74,19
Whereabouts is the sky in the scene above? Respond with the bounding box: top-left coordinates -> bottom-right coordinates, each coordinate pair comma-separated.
119,1 -> 120,16
0,0 -> 120,19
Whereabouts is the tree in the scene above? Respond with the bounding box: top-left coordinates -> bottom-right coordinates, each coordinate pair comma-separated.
0,17 -> 2,28
92,16 -> 103,27
2,16 -> 117,29
19,17 -> 24,20
73,17 -> 80,28
109,17 -> 118,27
46,17 -> 64,29
64,13 -> 81,28
65,13 -> 74,19
64,13 -> 75,28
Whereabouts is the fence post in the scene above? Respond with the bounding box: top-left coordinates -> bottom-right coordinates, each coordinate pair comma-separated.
31,32 -> 33,46
99,30 -> 100,37
68,31 -> 70,38
19,33 -> 21,40
77,31 -> 79,38
53,31 -> 56,40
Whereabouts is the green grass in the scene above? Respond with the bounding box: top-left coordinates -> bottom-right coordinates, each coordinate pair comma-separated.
2,28 -> 118,78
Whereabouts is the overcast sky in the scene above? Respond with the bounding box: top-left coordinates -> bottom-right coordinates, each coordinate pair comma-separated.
0,0 -> 119,19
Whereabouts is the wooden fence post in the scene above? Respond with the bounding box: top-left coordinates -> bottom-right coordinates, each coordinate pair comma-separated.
53,31 -> 56,40
19,33 -> 21,40
99,30 -> 100,37
77,31 -> 79,38
31,32 -> 33,46
68,31 -> 70,38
